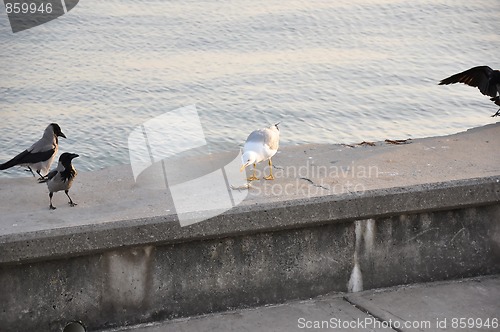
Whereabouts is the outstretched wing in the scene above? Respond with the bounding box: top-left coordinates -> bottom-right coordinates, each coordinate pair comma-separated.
439,66 -> 496,97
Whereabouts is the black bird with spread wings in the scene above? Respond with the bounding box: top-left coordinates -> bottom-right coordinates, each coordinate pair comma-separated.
439,66 -> 500,117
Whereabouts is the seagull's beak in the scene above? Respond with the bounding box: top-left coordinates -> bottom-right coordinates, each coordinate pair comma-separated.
240,163 -> 249,172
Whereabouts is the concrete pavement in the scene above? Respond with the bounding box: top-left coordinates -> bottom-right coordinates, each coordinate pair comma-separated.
106,275 -> 500,332
1,122 -> 499,238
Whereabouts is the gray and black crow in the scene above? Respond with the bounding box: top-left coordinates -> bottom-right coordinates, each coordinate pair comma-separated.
40,152 -> 79,210
439,66 -> 500,117
0,123 -> 66,178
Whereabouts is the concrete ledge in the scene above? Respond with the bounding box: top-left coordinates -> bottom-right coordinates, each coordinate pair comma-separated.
1,175 -> 499,265
1,203 -> 499,331
0,124 -> 499,331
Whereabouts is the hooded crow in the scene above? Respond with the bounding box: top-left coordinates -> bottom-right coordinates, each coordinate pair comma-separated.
40,152 -> 79,210
0,123 -> 66,178
439,66 -> 500,117
240,122 -> 280,181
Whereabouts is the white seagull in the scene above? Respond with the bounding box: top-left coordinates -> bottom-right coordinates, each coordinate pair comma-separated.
0,123 -> 66,179
240,122 -> 280,181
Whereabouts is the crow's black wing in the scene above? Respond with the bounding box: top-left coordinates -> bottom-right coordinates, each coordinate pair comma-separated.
0,150 -> 29,169
439,66 -> 496,97
0,149 -> 55,170
38,169 -> 58,183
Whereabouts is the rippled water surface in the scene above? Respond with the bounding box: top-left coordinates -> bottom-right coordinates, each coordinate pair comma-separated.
0,0 -> 499,176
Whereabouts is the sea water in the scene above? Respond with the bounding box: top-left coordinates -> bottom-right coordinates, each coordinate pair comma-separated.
0,0 -> 498,176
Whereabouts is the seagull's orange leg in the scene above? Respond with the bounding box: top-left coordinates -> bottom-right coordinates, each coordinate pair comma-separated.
247,163 -> 259,181
264,158 -> 275,180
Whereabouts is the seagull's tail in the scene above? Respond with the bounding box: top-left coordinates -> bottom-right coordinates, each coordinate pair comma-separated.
274,121 -> 281,130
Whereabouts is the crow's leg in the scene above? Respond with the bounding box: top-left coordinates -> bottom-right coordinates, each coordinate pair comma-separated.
36,170 -> 46,180
65,190 -> 77,207
49,192 -> 56,210
27,166 -> 36,177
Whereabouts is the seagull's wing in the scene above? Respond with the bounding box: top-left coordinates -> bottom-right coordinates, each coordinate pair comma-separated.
263,127 -> 279,151
245,126 -> 280,152
439,66 -> 496,97
246,129 -> 266,145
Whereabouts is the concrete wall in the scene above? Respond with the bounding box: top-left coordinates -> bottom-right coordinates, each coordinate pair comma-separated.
0,177 -> 499,332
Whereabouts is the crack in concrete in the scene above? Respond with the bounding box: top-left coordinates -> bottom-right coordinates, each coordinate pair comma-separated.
342,296 -> 401,332
299,177 -> 329,190
448,227 -> 466,245
405,227 -> 440,244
